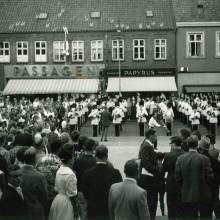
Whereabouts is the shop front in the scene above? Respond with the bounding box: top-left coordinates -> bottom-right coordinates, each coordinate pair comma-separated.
3,64 -> 104,95
105,68 -> 177,95
178,73 -> 220,93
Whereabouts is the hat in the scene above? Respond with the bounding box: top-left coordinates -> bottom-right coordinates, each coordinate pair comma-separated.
170,136 -> 182,146
199,137 -> 210,151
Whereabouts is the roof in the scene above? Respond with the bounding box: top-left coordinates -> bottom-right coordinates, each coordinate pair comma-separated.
107,77 -> 177,92
172,0 -> 220,22
0,0 -> 175,33
3,79 -> 100,94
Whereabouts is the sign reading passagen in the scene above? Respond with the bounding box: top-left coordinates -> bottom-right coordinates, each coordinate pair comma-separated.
5,65 -> 104,78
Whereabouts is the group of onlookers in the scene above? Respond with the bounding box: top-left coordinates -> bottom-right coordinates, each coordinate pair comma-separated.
0,92 -> 219,220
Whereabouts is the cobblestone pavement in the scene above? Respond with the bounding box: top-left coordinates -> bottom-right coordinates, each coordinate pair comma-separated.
80,119 -> 220,218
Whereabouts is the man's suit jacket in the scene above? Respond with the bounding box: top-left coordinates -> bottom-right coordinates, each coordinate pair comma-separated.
20,165 -> 48,220
109,178 -> 150,220
0,184 -> 28,220
82,163 -> 122,219
74,153 -> 96,191
138,139 -> 159,189
101,110 -> 112,127
162,148 -> 184,195
175,150 -> 214,203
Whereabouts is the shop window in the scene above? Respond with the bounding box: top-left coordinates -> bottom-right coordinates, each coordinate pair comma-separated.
187,32 -> 205,58
154,39 -> 167,60
0,42 -> 10,63
35,41 -> 47,62
216,32 -> 220,57
112,39 -> 124,61
72,41 -> 84,62
16,41 -> 28,63
133,39 -> 145,60
91,40 -> 103,61
53,41 -> 65,62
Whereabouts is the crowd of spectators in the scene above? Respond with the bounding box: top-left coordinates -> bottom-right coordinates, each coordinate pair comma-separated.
0,92 -> 219,220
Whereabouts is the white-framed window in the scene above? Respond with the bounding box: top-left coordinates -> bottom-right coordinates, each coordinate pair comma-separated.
154,39 -> 167,60
0,42 -> 10,63
216,31 -> 220,57
16,41 -> 28,63
187,32 -> 205,57
133,39 -> 145,60
112,39 -> 124,61
91,40 -> 103,61
72,41 -> 84,62
35,41 -> 47,62
53,41 -> 65,62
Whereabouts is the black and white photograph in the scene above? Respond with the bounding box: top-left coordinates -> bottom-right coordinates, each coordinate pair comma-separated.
0,0 -> 220,219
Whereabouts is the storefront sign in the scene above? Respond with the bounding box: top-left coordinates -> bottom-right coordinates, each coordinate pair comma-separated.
4,64 -> 105,78
105,68 -> 175,77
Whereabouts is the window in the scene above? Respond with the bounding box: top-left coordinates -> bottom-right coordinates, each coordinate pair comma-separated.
216,32 -> 220,57
187,32 -> 205,57
154,39 -> 167,60
133,39 -> 145,60
16,41 -> 28,62
112,40 -> 124,61
0,42 -> 10,63
91,40 -> 103,61
72,41 -> 84,62
53,41 -> 65,62
35,41 -> 47,62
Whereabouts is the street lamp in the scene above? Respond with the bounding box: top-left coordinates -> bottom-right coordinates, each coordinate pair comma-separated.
117,28 -> 122,96
63,26 -> 69,64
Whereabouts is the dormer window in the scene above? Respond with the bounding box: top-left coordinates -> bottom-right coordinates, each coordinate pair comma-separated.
90,11 -> 101,18
36,13 -> 48,20
146,10 -> 153,17
197,3 -> 204,14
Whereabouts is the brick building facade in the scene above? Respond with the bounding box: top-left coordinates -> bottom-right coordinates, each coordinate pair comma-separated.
173,0 -> 220,92
0,0 -> 177,95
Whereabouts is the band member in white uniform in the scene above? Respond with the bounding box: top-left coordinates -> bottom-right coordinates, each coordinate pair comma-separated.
88,105 -> 100,137
189,107 -> 200,131
136,100 -> 148,136
112,102 -> 123,137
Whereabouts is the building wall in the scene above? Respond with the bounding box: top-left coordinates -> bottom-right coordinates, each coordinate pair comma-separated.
176,26 -> 220,91
0,30 -> 176,91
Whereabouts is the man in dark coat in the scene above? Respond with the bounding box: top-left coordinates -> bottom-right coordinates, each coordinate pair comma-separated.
138,129 -> 160,220
162,136 -> 184,220
82,145 -> 122,220
74,138 -> 96,220
20,147 -> 48,220
0,165 -> 28,220
198,136 -> 220,219
175,135 -> 214,220
100,106 -> 112,141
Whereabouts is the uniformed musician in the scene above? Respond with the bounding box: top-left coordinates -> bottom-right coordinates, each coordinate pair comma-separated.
136,100 -> 148,136
88,105 -> 100,137
112,102 -> 123,137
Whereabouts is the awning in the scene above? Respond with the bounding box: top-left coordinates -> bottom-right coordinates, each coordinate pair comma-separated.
184,85 -> 220,93
107,77 -> 177,92
3,79 -> 99,95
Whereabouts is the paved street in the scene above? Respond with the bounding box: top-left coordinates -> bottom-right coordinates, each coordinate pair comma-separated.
81,119 -> 220,218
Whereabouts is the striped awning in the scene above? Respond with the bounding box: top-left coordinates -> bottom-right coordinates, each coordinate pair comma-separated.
107,77 -> 177,92
3,79 -> 99,95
